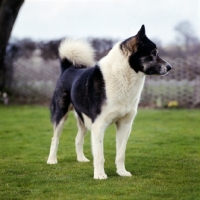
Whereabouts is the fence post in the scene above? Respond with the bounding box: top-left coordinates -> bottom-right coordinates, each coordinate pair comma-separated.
193,76 -> 200,107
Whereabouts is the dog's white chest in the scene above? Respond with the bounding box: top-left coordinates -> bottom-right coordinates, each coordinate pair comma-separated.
107,74 -> 145,105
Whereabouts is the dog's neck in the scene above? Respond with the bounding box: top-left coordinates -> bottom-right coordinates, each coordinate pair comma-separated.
99,43 -> 146,106
99,42 -> 145,83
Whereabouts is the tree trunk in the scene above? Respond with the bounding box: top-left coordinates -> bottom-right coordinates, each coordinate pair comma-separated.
0,0 -> 24,91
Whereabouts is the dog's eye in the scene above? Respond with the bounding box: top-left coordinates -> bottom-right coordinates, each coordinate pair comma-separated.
151,49 -> 158,57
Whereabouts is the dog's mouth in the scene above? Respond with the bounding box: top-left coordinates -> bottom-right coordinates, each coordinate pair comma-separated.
145,64 -> 172,76
161,71 -> 170,76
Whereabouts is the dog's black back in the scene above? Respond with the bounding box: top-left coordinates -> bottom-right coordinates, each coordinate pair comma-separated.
50,63 -> 106,125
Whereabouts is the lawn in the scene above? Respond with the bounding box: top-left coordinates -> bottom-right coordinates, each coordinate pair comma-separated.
0,106 -> 199,200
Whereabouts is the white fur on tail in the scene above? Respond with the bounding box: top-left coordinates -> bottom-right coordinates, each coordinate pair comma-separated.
59,38 -> 96,67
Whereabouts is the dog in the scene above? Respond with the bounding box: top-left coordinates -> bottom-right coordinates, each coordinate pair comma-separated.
47,25 -> 172,179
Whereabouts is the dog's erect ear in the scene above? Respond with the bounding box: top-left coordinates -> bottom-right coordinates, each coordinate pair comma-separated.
121,36 -> 137,53
121,25 -> 146,53
136,25 -> 146,40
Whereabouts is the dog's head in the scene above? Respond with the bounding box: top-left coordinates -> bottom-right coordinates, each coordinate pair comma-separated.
121,25 -> 172,75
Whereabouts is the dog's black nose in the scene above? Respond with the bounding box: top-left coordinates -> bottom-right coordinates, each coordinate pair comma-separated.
166,65 -> 172,71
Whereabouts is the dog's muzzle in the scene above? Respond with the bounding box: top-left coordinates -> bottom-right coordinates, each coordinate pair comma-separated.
166,64 -> 172,72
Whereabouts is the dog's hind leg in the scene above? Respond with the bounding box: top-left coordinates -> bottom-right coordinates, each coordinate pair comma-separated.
47,115 -> 67,164
47,92 -> 70,165
115,110 -> 137,177
75,118 -> 90,162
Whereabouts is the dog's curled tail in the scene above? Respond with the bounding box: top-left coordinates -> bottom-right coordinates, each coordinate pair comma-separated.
59,38 -> 95,73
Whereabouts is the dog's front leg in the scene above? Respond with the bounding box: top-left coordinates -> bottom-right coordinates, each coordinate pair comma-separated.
91,122 -> 107,180
115,110 -> 136,177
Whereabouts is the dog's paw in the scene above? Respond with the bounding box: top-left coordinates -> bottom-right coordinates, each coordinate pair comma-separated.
94,173 -> 108,180
47,157 -> 58,164
77,157 -> 90,162
117,170 -> 132,177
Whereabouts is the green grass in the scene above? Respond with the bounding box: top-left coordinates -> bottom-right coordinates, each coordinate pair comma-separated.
0,106 -> 200,200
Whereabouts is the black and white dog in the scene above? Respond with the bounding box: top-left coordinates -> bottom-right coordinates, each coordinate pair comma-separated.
47,25 -> 172,179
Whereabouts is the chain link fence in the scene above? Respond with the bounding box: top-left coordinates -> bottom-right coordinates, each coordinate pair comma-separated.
5,52 -> 200,108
